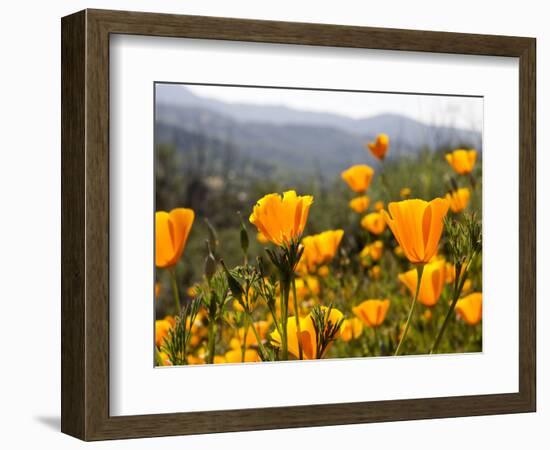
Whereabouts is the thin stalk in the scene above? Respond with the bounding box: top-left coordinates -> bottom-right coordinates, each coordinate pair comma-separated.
207,320 -> 217,364
291,277 -> 304,360
245,312 -> 268,360
169,268 -> 181,315
266,302 -> 282,336
280,281 -> 289,360
241,320 -> 250,362
394,264 -> 424,356
379,168 -> 391,200
430,257 -> 475,354
373,326 -> 378,357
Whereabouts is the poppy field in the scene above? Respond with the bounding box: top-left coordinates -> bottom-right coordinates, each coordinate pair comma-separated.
154,86 -> 482,366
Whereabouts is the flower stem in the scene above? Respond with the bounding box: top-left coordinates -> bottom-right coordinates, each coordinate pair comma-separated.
280,281 -> 289,360
241,320 -> 250,363
245,312 -> 268,360
169,268 -> 181,315
207,320 -> 217,364
394,264 -> 424,356
291,277 -> 304,360
430,262 -> 471,354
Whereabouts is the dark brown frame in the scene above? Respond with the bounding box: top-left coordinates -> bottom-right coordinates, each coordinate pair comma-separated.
61,8 -> 536,441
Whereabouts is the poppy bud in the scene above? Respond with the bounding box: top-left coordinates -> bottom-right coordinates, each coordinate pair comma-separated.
204,240 -> 217,282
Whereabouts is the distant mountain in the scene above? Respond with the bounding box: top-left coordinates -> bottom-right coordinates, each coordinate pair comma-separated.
155,85 -> 481,180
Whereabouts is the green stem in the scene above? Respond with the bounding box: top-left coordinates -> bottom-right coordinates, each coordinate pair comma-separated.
169,268 -> 181,315
394,264 -> 424,356
430,258 -> 474,354
241,320 -> 249,363
291,277 -> 304,360
207,321 -> 217,364
245,312 -> 268,360
379,168 -> 391,201
280,281 -> 289,360
373,326 -> 378,356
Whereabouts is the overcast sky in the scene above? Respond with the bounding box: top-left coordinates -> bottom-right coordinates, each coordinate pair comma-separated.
185,84 -> 483,132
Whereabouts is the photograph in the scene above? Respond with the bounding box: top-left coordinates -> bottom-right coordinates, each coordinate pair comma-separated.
153,82 -> 483,366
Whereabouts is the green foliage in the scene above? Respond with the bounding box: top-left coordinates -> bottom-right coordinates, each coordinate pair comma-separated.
161,298 -> 201,365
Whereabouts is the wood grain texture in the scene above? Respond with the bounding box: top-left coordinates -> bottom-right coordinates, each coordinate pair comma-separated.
61,10 -> 86,439
60,9 -> 537,441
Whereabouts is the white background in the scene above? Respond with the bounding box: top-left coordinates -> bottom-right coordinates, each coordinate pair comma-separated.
0,0 -> 547,448
110,35 -> 518,416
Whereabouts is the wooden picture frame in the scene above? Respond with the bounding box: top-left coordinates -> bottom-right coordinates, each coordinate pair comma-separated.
61,9 -> 536,441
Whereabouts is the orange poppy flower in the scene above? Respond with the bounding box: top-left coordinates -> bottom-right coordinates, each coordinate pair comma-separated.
349,195 -> 370,213
249,190 -> 313,247
366,133 -> 389,160
445,149 -> 477,175
398,259 -> 447,307
360,240 -> 384,262
270,306 -> 344,359
340,318 -> 364,342
155,208 -> 195,268
382,198 -> 449,264
456,292 -> 482,325
341,165 -> 375,193
353,299 -> 390,328
446,188 -> 471,213
298,229 -> 344,273
361,212 -> 387,235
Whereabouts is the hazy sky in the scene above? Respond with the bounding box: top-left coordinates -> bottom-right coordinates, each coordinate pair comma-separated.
185,84 -> 483,132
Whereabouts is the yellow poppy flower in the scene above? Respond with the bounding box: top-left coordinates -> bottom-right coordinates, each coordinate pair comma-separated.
164,315 -> 176,327
366,133 -> 389,160
361,211 -> 387,235
369,265 -> 382,280
374,200 -> 385,211
225,349 -> 261,363
341,165 -> 375,193
340,318 -> 364,342
293,276 -> 320,299
155,282 -> 161,300
445,149 -> 477,175
155,208 -> 195,268
155,319 -> 173,347
157,351 -> 172,366
455,292 -> 482,325
382,198 -> 449,264
317,265 -> 330,277
400,187 -> 412,199
213,355 -> 227,364
270,306 -> 344,359
398,259 -> 447,307
360,240 -> 384,262
352,299 -> 390,328
446,188 -> 471,213
298,229 -> 344,273
349,195 -> 370,213
249,190 -> 314,247
187,354 -> 205,365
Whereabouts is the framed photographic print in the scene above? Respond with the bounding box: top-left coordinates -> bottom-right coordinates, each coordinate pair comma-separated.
61,9 -> 536,440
